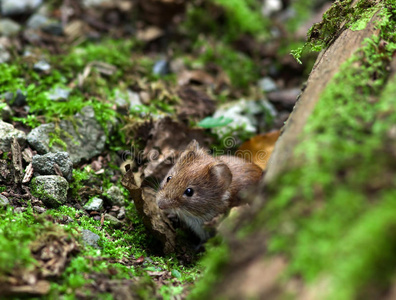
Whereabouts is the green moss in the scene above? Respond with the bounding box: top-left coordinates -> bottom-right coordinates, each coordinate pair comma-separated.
188,237 -> 229,299
245,1 -> 396,297
0,207 -> 37,275
30,177 -> 63,207
184,0 -> 269,42
212,0 -> 268,38
61,39 -> 135,71
45,204 -> 200,298
185,38 -> 261,90
291,0 -> 382,63
328,190 -> 396,300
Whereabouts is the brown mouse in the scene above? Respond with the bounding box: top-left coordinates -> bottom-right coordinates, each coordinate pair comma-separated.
156,140 -> 263,240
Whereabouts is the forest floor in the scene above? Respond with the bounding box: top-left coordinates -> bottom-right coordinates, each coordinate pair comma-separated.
0,0 -> 328,298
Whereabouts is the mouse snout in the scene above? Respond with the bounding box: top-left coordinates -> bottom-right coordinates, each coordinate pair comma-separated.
157,198 -> 171,210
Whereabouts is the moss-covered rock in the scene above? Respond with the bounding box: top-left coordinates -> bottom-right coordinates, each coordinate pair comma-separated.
31,175 -> 69,208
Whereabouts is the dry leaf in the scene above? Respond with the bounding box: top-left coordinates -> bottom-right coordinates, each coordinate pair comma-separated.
22,163 -> 34,184
178,69 -> 216,86
142,117 -> 212,179
136,26 -> 164,42
138,0 -> 186,26
2,280 -> 51,296
11,137 -> 23,184
236,131 -> 281,171
177,86 -> 216,122
121,168 -> 176,254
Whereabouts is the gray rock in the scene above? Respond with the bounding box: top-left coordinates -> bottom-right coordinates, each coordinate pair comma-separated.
0,45 -> 11,63
23,29 -> 42,43
0,194 -> 10,207
42,23 -> 63,36
81,229 -> 100,248
117,207 -> 126,220
258,77 -> 278,92
14,207 -> 26,213
14,89 -> 27,107
153,59 -> 170,76
1,0 -> 42,15
82,0 -> 112,8
114,89 -> 142,112
83,197 -> 103,211
33,60 -> 51,72
47,87 -> 70,101
104,214 -> 123,228
33,205 -> 46,213
32,152 -> 73,181
0,104 -> 13,121
105,186 -> 125,206
26,13 -> 49,29
211,99 -> 277,140
27,106 -> 113,165
0,19 -> 22,36
0,120 -> 27,152
261,0 -> 282,16
3,92 -> 14,103
3,89 -> 27,107
30,175 -> 69,208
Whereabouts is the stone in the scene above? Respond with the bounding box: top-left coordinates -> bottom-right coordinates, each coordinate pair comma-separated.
83,197 -> 103,211
105,186 -> 125,206
267,88 -> 300,110
0,19 -> 22,36
153,59 -> 170,76
26,13 -> 49,30
258,77 -> 278,92
33,206 -> 46,213
27,106 -> 113,165
211,99 -> 277,140
31,175 -> 69,208
3,92 -> 14,104
1,0 -> 42,16
0,104 -> 13,121
3,89 -> 27,107
32,152 -> 73,181
82,0 -> 112,8
23,29 -> 42,43
261,0 -> 282,16
14,89 -> 27,107
0,45 -> 11,63
114,89 -> 142,114
0,194 -> 10,207
81,229 -> 100,249
14,207 -> 26,213
0,120 -> 27,152
117,207 -> 126,220
104,214 -> 123,228
33,60 -> 51,72
47,87 -> 70,101
41,23 -> 63,36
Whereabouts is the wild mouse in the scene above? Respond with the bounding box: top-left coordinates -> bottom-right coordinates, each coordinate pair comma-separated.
156,140 -> 263,241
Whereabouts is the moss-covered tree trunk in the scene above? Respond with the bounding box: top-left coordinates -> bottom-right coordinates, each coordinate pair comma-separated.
191,1 -> 396,299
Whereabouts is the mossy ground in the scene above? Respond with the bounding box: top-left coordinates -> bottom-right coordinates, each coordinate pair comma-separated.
0,0 -> 320,298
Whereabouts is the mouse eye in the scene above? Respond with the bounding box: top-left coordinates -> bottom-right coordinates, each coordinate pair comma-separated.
184,188 -> 194,197
166,176 -> 172,183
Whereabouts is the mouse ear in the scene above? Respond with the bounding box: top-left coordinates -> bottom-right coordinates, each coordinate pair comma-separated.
209,163 -> 232,190
185,139 -> 200,152
178,150 -> 196,165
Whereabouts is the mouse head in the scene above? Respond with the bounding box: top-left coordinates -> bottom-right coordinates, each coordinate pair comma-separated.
156,140 -> 232,217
